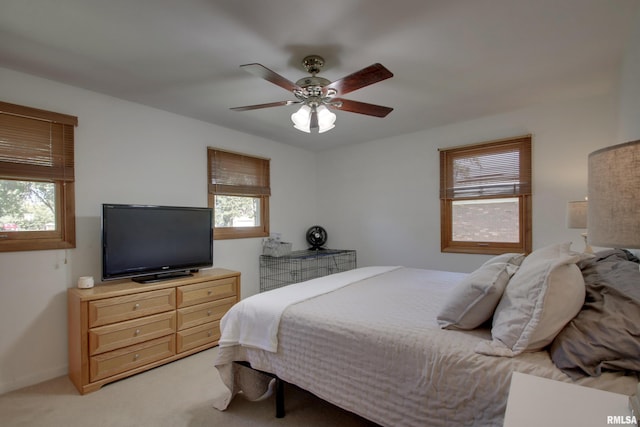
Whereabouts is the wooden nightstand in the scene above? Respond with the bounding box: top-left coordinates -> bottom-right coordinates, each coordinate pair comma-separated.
504,372 -> 634,427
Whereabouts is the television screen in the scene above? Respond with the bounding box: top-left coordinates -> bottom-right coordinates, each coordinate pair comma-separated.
102,204 -> 213,282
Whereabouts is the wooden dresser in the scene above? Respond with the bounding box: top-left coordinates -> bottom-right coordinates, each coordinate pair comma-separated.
67,268 -> 240,394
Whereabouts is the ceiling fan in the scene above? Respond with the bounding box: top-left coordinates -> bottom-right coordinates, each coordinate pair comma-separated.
230,55 -> 394,133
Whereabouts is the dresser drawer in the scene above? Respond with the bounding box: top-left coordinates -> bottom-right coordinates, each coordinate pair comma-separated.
177,277 -> 237,308
177,321 -> 220,353
90,335 -> 176,382
89,311 -> 176,356
89,288 -> 176,328
176,296 -> 236,330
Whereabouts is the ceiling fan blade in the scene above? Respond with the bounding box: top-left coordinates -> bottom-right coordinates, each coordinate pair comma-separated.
240,63 -> 301,92
326,63 -> 393,96
230,100 -> 300,112
332,99 -> 393,117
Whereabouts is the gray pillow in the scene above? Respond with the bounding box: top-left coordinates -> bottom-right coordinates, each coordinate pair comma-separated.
550,250 -> 640,378
437,254 -> 523,330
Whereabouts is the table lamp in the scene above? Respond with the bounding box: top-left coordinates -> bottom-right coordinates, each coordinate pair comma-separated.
566,200 -> 591,253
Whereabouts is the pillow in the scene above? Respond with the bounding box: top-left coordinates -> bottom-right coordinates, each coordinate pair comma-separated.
550,249 -> 640,378
475,242 -> 585,357
437,253 -> 523,330
481,252 -> 526,267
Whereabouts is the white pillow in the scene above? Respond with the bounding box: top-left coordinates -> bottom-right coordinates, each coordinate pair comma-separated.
437,253 -> 523,330
475,242 -> 585,357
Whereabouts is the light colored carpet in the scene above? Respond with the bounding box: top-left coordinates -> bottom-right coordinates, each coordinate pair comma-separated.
0,347 -> 379,427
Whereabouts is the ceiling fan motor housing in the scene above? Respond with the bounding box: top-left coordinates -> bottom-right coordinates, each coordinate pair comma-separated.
295,76 -> 331,88
302,55 -> 325,75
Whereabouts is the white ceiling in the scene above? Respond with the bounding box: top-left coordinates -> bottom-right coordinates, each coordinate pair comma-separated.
1,0 -> 638,151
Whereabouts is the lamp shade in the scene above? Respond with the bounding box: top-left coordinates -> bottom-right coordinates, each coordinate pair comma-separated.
587,140 -> 640,248
291,104 -> 312,133
566,200 -> 587,229
316,104 -> 336,133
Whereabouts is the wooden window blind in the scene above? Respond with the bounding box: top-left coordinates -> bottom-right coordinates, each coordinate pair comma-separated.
208,148 -> 270,197
440,136 -> 531,201
0,102 -> 77,182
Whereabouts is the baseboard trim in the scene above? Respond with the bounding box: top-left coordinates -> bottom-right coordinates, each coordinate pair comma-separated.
0,364 -> 68,395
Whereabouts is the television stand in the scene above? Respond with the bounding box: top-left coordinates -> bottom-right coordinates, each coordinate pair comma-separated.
132,271 -> 193,284
67,268 -> 240,394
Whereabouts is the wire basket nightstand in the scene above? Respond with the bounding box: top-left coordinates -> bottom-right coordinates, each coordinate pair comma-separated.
259,249 -> 357,292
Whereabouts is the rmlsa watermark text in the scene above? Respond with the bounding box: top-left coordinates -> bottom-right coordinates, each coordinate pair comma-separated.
607,415 -> 638,425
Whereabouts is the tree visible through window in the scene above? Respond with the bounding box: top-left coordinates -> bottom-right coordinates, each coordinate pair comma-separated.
214,195 -> 262,228
439,135 -> 532,255
0,101 -> 77,252
0,180 -> 56,231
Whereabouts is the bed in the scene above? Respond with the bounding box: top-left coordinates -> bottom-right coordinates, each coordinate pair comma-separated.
212,244 -> 640,426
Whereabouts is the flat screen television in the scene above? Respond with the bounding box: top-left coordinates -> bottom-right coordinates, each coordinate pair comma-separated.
102,204 -> 214,283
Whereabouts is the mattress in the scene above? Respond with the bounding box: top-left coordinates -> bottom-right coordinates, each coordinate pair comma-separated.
213,267 -> 638,427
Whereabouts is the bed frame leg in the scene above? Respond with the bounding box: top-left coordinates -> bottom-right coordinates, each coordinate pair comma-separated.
275,377 -> 285,418
234,361 -> 285,418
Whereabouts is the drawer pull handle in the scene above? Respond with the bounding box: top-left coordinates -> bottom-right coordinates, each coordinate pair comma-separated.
133,354 -> 140,360
134,329 -> 140,336
133,303 -> 140,310
207,310 -> 212,316
207,331 -> 212,337
207,290 -> 213,295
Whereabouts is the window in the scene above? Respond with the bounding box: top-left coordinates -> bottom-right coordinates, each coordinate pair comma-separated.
0,101 -> 77,252
207,148 -> 270,239
439,135 -> 532,255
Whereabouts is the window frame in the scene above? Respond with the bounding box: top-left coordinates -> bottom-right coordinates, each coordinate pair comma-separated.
207,148 -> 270,240
439,135 -> 532,255
0,101 -> 77,252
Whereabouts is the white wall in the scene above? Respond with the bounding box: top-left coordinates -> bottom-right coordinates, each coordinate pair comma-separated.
618,6 -> 640,142
0,67 -> 318,393
316,93 -> 619,273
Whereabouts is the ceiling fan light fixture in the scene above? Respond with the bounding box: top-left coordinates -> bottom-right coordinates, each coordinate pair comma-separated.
232,56 -> 393,135
291,104 -> 312,133
316,104 -> 336,133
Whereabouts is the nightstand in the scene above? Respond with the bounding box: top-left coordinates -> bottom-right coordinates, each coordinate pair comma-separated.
259,249 -> 356,292
504,372 -> 634,427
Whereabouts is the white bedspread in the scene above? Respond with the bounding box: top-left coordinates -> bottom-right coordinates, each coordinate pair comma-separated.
218,266 -> 400,352
213,267 -> 638,427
